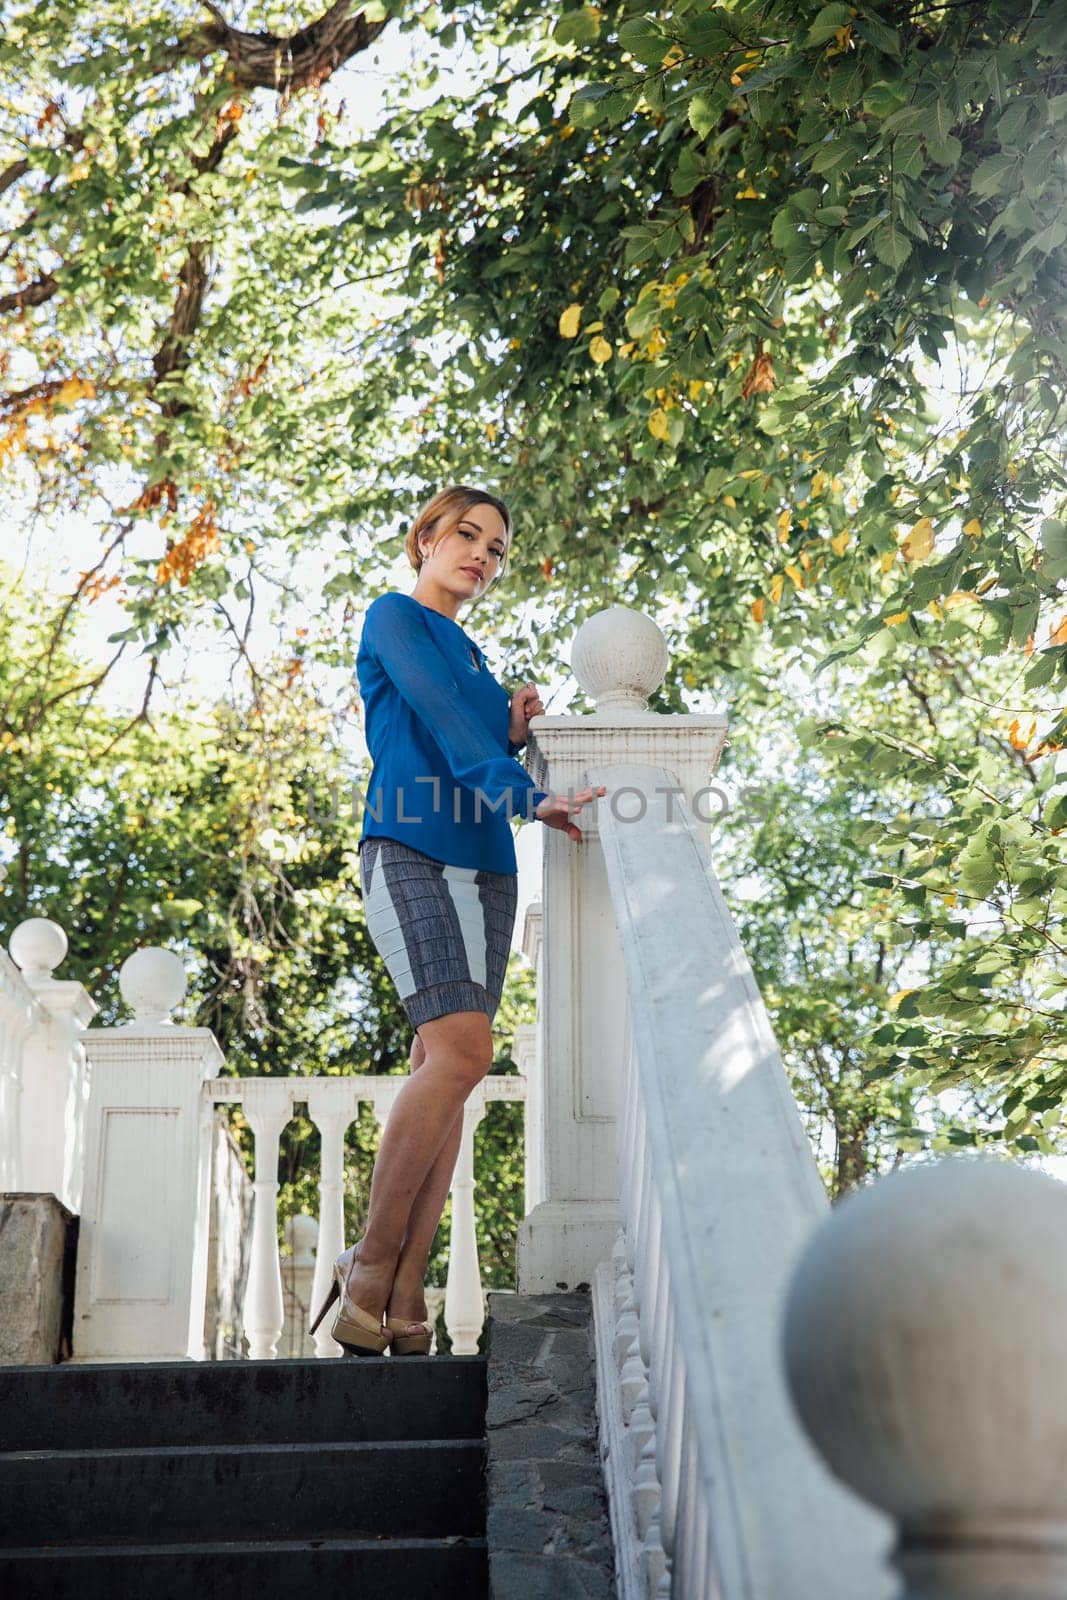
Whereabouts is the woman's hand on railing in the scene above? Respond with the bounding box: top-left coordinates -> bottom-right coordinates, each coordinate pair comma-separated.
534,786 -> 606,842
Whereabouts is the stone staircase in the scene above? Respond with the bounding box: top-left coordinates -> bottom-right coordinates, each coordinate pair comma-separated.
0,1354 -> 489,1598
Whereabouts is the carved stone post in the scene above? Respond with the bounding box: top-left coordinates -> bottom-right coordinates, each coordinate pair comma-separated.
517,605 -> 727,1291
73,947 -> 221,1362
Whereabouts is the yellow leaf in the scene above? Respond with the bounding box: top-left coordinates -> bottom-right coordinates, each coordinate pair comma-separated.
1009,717 -> 1037,750
927,598 -> 944,620
559,303 -> 582,339
811,470 -> 828,497
646,328 -> 667,357
750,596 -> 766,624
884,611 -> 909,625
770,573 -> 785,603
648,408 -> 670,440
735,183 -> 759,199
722,494 -> 737,508
830,530 -> 850,555
962,517 -> 982,538
900,517 -> 935,561
738,469 -> 762,479
688,379 -> 704,400
1050,614 -> 1067,646
799,550 -> 812,571
484,421 -> 498,440
589,335 -> 612,364
939,891 -> 958,908
888,988 -> 914,1011
784,563 -> 804,590
830,476 -> 843,493
943,591 -> 972,608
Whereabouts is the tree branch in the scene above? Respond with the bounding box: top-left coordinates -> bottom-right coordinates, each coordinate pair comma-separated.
0,274 -> 57,315
190,0 -> 390,94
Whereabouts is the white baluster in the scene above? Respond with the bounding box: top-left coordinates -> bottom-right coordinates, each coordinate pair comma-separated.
242,1081 -> 291,1359
445,1091 -> 487,1354
306,1081 -> 359,1359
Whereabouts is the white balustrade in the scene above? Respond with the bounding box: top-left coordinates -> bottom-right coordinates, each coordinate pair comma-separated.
586,754 -> 894,1598
204,1069 -> 528,1359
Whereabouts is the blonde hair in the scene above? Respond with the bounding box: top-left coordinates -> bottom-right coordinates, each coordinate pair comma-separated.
405,485 -> 512,602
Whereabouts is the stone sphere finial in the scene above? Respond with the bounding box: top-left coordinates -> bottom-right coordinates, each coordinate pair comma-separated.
9,916 -> 68,980
782,1156 -> 1067,1596
570,605 -> 668,714
119,946 -> 187,1026
285,1212 -> 319,1268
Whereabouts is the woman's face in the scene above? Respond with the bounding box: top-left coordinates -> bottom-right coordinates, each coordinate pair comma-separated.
421,502 -> 509,598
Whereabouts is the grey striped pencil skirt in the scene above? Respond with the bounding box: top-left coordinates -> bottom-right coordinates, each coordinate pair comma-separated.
358,837 -> 518,1029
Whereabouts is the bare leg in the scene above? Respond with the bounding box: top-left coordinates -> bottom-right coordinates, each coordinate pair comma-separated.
386,1031 -> 464,1327
344,1010 -> 492,1323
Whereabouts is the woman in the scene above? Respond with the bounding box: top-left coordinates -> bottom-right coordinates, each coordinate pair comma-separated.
310,485 -> 606,1355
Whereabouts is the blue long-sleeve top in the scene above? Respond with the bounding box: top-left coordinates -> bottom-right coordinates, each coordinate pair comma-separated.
356,591 -> 550,874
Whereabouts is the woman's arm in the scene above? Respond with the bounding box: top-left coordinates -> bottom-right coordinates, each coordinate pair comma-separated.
364,595 -> 550,820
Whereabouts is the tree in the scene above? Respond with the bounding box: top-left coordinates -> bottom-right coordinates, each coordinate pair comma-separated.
5,0 -> 1065,1179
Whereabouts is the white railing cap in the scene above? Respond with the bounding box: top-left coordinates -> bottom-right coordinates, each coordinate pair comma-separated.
119,946 -> 188,1027
9,916 -> 68,980
783,1155 -> 1067,1530
570,605 -> 668,713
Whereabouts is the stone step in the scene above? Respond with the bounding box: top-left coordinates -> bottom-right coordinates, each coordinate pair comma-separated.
0,1439 -> 485,1548
0,1537 -> 488,1600
0,1355 -> 486,1451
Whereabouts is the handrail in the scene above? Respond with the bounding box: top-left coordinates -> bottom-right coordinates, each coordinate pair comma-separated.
588,762 -> 893,1599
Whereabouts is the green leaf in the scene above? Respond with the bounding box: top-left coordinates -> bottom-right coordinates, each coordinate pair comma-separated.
853,12 -> 902,58
687,92 -> 719,139
873,222 -> 912,267
618,17 -> 667,65
552,6 -> 601,46
970,152 -> 1019,198
806,4 -> 855,46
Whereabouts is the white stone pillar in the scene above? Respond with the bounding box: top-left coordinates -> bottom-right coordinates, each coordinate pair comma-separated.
783,1156 -> 1067,1600
445,1092 -> 487,1355
242,1078 -> 292,1360
306,1078 -> 361,1359
517,605 -> 727,1291
73,947 -> 222,1362
10,918 -> 97,1213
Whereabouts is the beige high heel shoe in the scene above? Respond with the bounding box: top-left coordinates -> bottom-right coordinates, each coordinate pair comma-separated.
309,1245 -> 391,1357
384,1310 -> 434,1357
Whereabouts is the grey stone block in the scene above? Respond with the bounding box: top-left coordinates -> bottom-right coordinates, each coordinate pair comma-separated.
490,1551 -> 616,1600
485,1290 -> 615,1596
0,1193 -> 77,1366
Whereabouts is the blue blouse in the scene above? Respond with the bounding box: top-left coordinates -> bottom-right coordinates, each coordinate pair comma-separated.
356,591 -> 550,873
